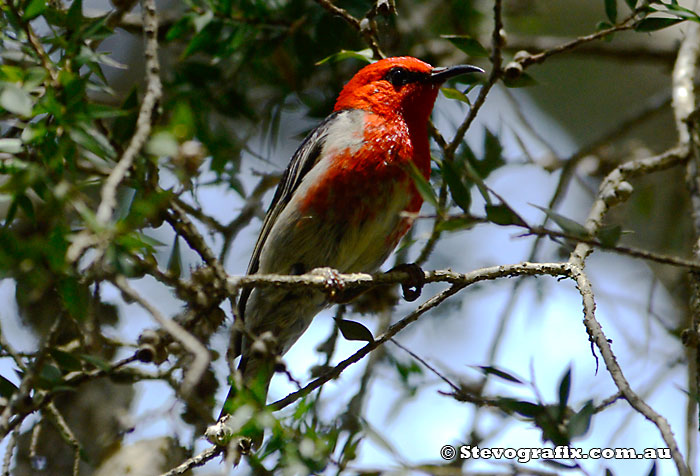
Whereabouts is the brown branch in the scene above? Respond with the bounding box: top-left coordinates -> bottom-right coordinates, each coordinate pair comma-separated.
268,261 -> 570,411
505,33 -> 675,64
112,276 -> 209,397
314,0 -> 384,58
515,15 -> 639,70
159,445 -> 224,476
66,0 -> 162,265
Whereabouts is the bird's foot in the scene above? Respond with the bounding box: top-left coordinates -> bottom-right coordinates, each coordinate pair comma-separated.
309,267 -> 361,303
388,263 -> 425,302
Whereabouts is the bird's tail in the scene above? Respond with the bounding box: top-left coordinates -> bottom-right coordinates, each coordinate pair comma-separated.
218,352 -> 274,419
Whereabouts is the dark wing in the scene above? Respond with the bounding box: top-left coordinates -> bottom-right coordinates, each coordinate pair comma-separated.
237,110 -> 345,320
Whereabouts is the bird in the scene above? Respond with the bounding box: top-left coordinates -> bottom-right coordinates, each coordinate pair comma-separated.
221,56 -> 483,439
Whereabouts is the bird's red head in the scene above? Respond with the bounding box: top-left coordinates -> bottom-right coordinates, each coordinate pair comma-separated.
334,56 -> 482,125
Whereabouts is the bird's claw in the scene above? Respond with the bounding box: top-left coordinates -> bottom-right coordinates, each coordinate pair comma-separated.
389,263 -> 425,302
309,267 -> 346,301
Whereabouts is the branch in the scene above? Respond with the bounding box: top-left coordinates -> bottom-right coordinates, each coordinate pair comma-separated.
66,0 -> 162,264
564,146 -> 692,474
159,445 -> 224,476
514,14 -> 638,70
112,276 -> 209,397
314,0 -> 385,58
269,262 -> 570,410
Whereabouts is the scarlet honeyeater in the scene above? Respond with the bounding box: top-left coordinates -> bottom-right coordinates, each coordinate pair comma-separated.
223,56 -> 482,431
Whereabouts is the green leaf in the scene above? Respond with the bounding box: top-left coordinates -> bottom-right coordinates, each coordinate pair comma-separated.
50,349 -> 83,372
604,0 -> 618,23
532,204 -> 589,238
646,462 -> 657,476
0,375 -> 18,398
404,162 -> 438,209
23,0 -> 47,20
502,72 -> 537,88
316,49 -> 374,66
568,400 -> 594,438
558,366 -> 571,415
597,225 -> 622,247
435,217 -> 478,232
79,354 -> 111,371
485,204 -> 526,227
624,0 -> 636,9
442,35 -> 489,57
459,145 -> 491,204
335,318 -> 374,343
38,363 -> 63,389
0,138 -> 23,154
16,194 -> 34,222
441,159 -> 471,212
480,129 -> 505,178
635,17 -> 684,31
58,277 -> 89,320
66,0 -> 83,31
167,235 -> 182,277
498,398 -> 542,418
68,126 -> 116,159
0,84 -> 33,117
473,365 -> 525,384
440,87 -> 471,104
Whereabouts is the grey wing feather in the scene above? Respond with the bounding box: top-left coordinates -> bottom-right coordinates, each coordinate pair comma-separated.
237,110 -> 344,321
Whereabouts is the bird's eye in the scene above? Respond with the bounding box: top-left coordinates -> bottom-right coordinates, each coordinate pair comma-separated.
385,67 -> 411,88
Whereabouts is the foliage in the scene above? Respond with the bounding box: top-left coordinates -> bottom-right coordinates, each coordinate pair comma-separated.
0,0 -> 698,474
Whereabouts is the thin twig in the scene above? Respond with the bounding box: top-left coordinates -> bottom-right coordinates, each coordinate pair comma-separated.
66,0 -> 162,264
516,14 -> 639,70
270,261 -> 570,410
159,445 -> 224,476
112,276 -> 209,397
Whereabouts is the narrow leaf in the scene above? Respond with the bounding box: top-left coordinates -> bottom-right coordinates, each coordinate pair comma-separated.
440,87 -> 471,104
604,0 -> 618,23
532,204 -> 589,238
442,35 -> 489,57
567,400 -> 594,438
503,72 -> 537,88
558,366 -> 572,414
405,161 -> 438,209
23,0 -> 46,20
646,462 -> 657,476
0,375 -> 18,398
167,235 -> 182,277
635,17 -> 684,31
79,354 -> 111,371
316,49 -> 374,66
435,217 -> 478,232
597,225 -> 622,247
473,365 -> 525,384
485,204 -> 526,227
441,159 -> 471,212
50,349 -> 83,372
335,318 -> 374,342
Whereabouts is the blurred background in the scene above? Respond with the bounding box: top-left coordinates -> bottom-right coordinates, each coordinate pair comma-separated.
0,0 -> 697,474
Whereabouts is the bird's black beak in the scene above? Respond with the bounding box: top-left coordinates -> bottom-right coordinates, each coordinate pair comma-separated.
428,64 -> 484,83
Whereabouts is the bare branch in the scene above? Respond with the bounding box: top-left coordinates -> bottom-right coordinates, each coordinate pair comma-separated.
112,276 -> 209,397
67,0 -> 162,264
159,445 -> 224,476
270,261 -> 570,410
